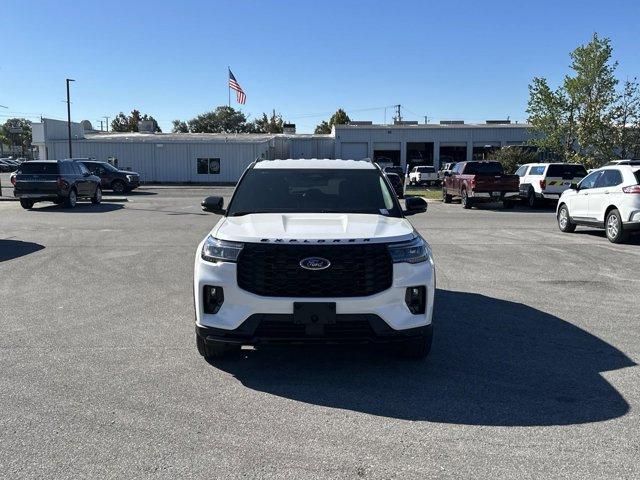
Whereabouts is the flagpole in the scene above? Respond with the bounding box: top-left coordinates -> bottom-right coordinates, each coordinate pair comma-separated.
228,66 -> 231,107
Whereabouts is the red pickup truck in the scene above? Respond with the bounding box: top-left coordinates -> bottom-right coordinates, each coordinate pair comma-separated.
442,161 -> 519,209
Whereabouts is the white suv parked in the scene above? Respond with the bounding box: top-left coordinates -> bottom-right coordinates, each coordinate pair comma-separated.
515,163 -> 588,207
557,165 -> 640,243
409,166 -> 438,186
194,159 -> 435,359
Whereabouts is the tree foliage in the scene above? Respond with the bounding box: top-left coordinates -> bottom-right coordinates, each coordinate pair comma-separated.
611,78 -> 640,159
173,107 -> 286,134
187,106 -> 249,133
314,121 -> 331,134
1,118 -> 32,154
527,33 -> 639,168
171,120 -> 189,133
314,109 -> 351,134
111,110 -> 162,133
488,146 -> 538,174
251,110 -> 284,134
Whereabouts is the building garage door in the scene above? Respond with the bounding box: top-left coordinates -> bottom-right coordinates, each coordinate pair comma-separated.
340,142 -> 368,160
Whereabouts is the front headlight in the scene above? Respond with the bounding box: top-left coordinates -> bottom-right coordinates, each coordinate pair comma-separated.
201,236 -> 243,263
126,174 -> 134,181
388,236 -> 431,264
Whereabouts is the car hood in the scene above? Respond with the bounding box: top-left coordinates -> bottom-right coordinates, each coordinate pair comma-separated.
211,213 -> 416,244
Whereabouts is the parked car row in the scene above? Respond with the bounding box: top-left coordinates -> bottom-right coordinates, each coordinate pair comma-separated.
10,158 -> 140,209
0,157 -> 25,172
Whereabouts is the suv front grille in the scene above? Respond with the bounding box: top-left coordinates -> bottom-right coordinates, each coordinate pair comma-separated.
237,243 -> 393,297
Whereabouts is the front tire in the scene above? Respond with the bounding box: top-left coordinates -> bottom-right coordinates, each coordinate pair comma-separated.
399,327 -> 433,359
196,335 -> 239,360
443,188 -> 452,203
111,180 -> 126,194
503,199 -> 514,209
91,186 -> 102,204
557,204 -> 576,233
65,189 -> 77,208
19,199 -> 34,210
605,209 -> 629,243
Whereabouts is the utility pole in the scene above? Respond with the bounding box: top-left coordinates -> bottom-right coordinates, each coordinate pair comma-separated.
66,78 -> 75,158
424,116 -> 429,124
103,116 -> 110,132
99,120 -> 104,131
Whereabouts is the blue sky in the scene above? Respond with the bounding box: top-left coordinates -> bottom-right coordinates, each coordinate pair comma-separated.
2,0 -> 639,133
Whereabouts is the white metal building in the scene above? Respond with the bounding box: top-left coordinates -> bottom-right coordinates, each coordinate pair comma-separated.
32,118 -> 533,183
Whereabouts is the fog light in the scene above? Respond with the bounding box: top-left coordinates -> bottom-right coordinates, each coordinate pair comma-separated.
405,286 -> 426,314
203,286 -> 224,314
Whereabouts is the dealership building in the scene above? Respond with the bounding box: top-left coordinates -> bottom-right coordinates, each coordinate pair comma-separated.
33,118 -> 533,183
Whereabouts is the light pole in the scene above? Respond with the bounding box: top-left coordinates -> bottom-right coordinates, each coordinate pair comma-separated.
66,78 -> 75,158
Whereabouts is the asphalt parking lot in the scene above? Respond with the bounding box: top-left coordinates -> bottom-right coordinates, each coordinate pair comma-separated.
1,186 -> 639,479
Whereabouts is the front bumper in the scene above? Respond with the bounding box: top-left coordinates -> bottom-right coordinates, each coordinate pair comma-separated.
196,315 -> 432,345
194,243 -> 435,332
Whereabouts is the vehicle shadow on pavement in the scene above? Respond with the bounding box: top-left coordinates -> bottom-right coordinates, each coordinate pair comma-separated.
27,203 -> 124,213
210,289 -> 635,426
572,229 -> 640,245
0,239 -> 45,262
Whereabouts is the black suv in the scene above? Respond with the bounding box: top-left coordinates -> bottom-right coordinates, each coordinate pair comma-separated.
75,159 -> 140,193
13,160 -> 102,209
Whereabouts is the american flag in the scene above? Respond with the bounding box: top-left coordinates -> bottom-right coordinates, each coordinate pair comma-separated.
228,69 -> 246,105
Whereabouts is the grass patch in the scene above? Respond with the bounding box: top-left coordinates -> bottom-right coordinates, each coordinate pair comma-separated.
404,187 -> 442,200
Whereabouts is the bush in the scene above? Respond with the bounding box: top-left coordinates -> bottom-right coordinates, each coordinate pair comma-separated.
489,147 -> 538,173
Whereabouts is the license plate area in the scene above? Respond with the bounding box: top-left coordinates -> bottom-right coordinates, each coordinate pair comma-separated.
293,302 -> 336,325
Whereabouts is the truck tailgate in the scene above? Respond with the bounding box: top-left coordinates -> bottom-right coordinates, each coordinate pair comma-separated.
474,174 -> 519,191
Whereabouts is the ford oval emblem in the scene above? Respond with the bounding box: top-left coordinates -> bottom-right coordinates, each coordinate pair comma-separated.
299,257 -> 331,271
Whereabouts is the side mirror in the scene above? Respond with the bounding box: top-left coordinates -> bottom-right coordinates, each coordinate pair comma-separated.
404,196 -> 428,215
201,196 -> 225,214
443,171 -> 451,177
569,183 -> 578,190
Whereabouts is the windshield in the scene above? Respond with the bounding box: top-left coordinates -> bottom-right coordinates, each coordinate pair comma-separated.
384,166 -> 403,175
18,162 -> 59,174
227,168 -> 402,217
464,162 -> 503,175
547,164 -> 587,178
100,162 -> 119,172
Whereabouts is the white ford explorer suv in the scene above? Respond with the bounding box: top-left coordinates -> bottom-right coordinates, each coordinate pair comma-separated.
194,158 -> 435,359
557,165 -> 640,243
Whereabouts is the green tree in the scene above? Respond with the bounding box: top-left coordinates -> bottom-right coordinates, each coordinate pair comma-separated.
611,78 -> 640,159
252,110 -> 284,133
527,33 -> 620,168
314,121 -> 331,134
1,118 -> 32,155
187,106 -> 249,133
329,108 -> 350,128
489,146 -> 538,174
171,120 -> 189,133
314,108 -> 351,134
111,110 -> 161,132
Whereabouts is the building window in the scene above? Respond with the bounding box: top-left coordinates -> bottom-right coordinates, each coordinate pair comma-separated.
197,158 -> 220,174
